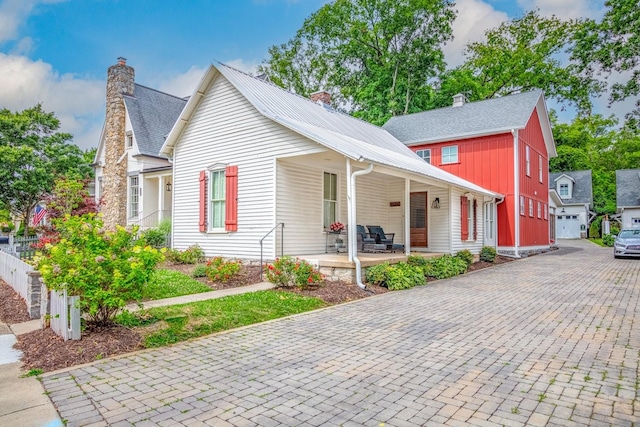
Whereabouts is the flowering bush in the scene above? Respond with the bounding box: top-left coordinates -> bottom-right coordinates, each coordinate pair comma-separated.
265,256 -> 323,288
35,214 -> 164,325
1,222 -> 14,233
205,257 -> 242,282
329,221 -> 345,232
165,244 -> 205,264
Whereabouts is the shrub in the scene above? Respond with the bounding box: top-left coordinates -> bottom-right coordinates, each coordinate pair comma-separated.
407,255 -> 428,268
35,214 -> 164,325
265,256 -> 323,288
455,249 -> 474,268
166,245 -> 205,264
602,234 -> 615,247
205,257 -> 242,282
589,219 -> 601,239
140,228 -> 169,249
427,255 -> 468,279
479,246 -> 497,263
610,224 -> 620,236
365,262 -> 425,290
157,218 -> 171,235
191,264 -> 207,278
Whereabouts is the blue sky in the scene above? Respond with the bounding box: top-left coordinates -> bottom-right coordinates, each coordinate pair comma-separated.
0,0 -> 613,150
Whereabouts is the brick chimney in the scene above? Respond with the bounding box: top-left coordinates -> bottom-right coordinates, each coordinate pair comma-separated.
310,90 -> 331,105
101,57 -> 135,229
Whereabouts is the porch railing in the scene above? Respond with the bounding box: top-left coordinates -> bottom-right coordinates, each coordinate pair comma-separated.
260,223 -> 284,281
132,210 -> 172,229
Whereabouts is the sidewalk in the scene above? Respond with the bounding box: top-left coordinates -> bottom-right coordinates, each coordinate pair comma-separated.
0,281 -> 274,426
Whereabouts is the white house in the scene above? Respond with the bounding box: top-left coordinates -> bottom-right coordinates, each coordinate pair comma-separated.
159,62 -> 501,283
616,169 -> 640,229
549,170 -> 593,239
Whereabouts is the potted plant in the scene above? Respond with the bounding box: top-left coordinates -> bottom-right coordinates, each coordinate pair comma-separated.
329,221 -> 345,233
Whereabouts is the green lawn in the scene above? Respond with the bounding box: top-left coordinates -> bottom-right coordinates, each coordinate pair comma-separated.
142,269 -> 212,300
117,290 -> 325,347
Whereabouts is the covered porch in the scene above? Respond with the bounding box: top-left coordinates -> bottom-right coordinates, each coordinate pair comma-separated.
133,167 -> 173,229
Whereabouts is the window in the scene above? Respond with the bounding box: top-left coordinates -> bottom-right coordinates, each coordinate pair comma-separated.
209,169 -> 226,229
537,201 -> 541,218
633,218 -> 640,225
525,146 -> 531,176
416,149 -> 431,164
559,183 -> 569,197
544,204 -> 548,220
538,154 -> 543,183
484,203 -> 494,239
467,198 -> 474,240
126,132 -> 133,149
529,199 -> 533,217
520,196 -> 525,215
323,172 -> 337,228
129,176 -> 139,218
442,146 -> 458,164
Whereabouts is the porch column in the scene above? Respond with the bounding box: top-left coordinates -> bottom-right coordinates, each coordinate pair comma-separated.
158,176 -> 164,226
346,158 -> 353,262
404,178 -> 410,255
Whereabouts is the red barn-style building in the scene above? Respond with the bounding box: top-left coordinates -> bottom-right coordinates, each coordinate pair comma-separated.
384,91 -> 556,256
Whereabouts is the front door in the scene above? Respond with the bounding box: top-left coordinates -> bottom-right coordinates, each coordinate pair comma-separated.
484,202 -> 496,247
410,192 -> 428,247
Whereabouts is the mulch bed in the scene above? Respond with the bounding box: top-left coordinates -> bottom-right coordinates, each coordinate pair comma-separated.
5,256 -> 511,372
467,255 -> 514,272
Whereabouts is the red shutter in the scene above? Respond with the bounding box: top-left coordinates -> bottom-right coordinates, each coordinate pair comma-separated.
473,199 -> 478,241
460,196 -> 469,241
225,165 -> 238,232
199,171 -> 207,232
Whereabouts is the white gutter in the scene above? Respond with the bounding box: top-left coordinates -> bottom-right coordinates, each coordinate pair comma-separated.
349,162 -> 374,289
512,129 -> 520,258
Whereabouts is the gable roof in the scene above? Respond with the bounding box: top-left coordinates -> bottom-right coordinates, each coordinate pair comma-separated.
383,90 -> 556,157
616,169 -> 640,208
161,63 -> 500,198
549,170 -> 593,206
124,84 -> 187,157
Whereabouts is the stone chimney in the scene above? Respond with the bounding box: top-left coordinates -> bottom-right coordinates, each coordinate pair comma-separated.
101,57 -> 134,229
310,90 -> 331,105
452,93 -> 466,107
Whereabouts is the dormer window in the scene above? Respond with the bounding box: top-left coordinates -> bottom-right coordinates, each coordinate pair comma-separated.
559,183 -> 569,197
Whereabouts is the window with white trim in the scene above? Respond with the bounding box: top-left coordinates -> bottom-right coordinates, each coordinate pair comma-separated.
538,154 -> 543,182
559,183 -> 569,197
467,198 -> 474,241
525,145 -> 531,176
544,204 -> 548,220
529,199 -> 534,217
416,149 -> 431,164
537,201 -> 541,218
323,172 -> 337,229
442,146 -> 458,164
129,176 -> 139,218
125,132 -> 133,149
209,169 -> 226,229
633,217 -> 640,225
520,196 -> 525,216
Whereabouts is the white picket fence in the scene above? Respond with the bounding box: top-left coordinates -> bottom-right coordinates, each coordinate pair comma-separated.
50,289 -> 81,341
0,249 -> 33,300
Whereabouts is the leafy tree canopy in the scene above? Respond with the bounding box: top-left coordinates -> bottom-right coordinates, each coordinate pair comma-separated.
0,104 -> 91,234
259,0 -> 456,124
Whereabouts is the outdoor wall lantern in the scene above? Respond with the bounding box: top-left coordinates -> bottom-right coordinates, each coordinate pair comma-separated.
561,208 -> 565,213
166,182 -> 172,192
432,197 -> 440,209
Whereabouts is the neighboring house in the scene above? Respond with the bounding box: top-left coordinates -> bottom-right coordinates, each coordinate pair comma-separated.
94,58 -> 187,229
616,169 -> 640,229
159,63 -> 502,264
548,170 -> 594,239
383,91 -> 556,257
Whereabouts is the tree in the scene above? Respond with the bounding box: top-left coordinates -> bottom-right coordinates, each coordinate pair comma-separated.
0,105 -> 90,235
431,11 -> 604,112
259,0 -> 455,124
572,0 -> 640,123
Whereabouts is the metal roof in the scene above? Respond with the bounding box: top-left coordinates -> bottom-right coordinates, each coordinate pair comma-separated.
616,169 -> 640,208
383,90 -> 556,157
549,170 -> 593,206
124,84 -> 187,157
162,63 -> 500,197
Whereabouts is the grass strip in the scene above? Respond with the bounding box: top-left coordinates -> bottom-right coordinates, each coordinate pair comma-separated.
142,269 -> 212,300
117,290 -> 325,347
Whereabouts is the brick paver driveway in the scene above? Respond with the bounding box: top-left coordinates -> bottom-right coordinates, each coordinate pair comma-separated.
43,240 -> 640,426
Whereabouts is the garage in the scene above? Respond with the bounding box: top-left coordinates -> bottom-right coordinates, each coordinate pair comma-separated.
557,215 -> 580,239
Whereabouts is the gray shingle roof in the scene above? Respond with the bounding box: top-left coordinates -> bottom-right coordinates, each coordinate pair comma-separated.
124,84 -> 187,157
549,170 -> 593,206
383,90 -> 543,144
616,169 -> 640,208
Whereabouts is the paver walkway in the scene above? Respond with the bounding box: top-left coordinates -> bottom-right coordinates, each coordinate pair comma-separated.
42,240 -> 640,426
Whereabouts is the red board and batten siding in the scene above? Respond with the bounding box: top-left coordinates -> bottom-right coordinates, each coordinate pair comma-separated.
518,108 -> 549,247
409,107 -> 550,248
412,132 -> 516,246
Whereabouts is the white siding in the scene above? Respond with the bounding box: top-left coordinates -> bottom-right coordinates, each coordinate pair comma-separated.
172,75 -> 325,259
428,187 -> 450,253
355,174 -> 404,243
621,208 -> 640,229
450,188 -> 485,254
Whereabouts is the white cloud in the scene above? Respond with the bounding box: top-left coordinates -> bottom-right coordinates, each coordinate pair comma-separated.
444,0 -> 509,67
225,58 -> 260,74
0,53 -> 104,150
516,0 -> 604,20
0,0 -> 66,43
157,65 -> 207,98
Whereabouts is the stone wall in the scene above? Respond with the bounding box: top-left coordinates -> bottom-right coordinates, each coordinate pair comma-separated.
101,58 -> 134,229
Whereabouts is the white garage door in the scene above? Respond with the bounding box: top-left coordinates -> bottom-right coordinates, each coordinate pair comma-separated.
557,215 -> 580,239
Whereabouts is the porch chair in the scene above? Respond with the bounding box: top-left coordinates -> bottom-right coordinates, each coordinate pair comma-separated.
366,225 -> 400,252
356,225 -> 378,252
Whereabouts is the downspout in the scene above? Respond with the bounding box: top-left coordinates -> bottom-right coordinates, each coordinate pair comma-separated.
512,129 -> 520,258
350,162 -> 374,289
494,195 -> 505,250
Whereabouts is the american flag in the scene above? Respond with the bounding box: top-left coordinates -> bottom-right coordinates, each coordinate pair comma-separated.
32,205 -> 47,226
